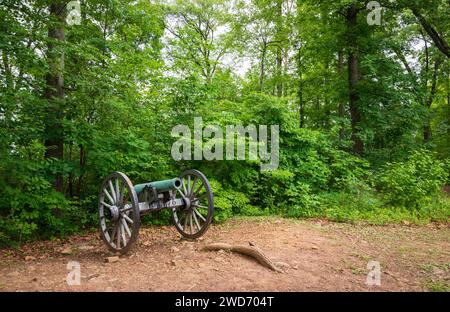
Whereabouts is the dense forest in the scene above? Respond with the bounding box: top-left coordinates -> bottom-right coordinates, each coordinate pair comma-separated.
0,0 -> 449,246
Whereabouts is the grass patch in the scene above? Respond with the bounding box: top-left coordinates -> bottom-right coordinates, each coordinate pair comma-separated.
316,192 -> 450,225
424,280 -> 450,292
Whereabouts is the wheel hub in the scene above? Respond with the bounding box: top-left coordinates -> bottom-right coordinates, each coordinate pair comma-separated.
183,197 -> 191,210
108,205 -> 120,221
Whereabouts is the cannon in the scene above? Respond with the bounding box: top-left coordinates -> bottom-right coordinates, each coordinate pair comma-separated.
98,169 -> 214,254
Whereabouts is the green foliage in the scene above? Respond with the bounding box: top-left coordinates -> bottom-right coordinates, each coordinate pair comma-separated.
209,180 -> 234,223
376,150 -> 449,209
1,0 -> 449,247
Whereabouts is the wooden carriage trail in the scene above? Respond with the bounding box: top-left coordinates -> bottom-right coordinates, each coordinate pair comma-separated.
1,217 -> 449,292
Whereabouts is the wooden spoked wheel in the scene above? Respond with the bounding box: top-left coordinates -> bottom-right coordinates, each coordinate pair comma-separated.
98,172 -> 140,254
172,169 -> 214,239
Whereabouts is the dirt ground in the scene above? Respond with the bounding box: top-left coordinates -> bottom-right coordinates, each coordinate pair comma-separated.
0,217 -> 449,292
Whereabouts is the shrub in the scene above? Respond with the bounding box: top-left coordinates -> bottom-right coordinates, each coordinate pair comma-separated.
208,179 -> 234,222
376,150 -> 449,209
284,182 -> 321,218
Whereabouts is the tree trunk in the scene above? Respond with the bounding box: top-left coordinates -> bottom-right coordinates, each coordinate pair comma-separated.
346,5 -> 364,155
447,66 -> 450,145
324,60 -> 330,128
424,59 -> 442,143
275,0 -> 283,97
44,2 -> 65,193
447,66 -> 450,146
338,50 -> 345,141
77,144 -> 86,197
68,142 -> 73,197
297,46 -> 305,128
259,41 -> 267,91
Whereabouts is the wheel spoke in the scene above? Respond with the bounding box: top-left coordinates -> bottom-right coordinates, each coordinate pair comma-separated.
177,187 -> 186,198
120,206 -> 133,213
175,212 -> 184,230
104,188 -> 115,205
173,211 -> 180,229
110,222 -> 118,245
189,212 -> 193,234
115,179 -> 120,204
116,223 -> 121,249
182,178 -> 187,196
187,175 -> 191,196
120,193 -> 130,211
119,181 -> 124,205
194,192 -> 207,202
122,213 -> 134,224
122,218 -> 132,237
193,207 -> 206,222
192,210 -> 201,230
194,204 -> 209,209
101,201 -> 113,208
184,211 -> 189,231
109,180 -> 117,203
190,177 -> 198,198
194,183 -> 204,196
121,223 -> 127,246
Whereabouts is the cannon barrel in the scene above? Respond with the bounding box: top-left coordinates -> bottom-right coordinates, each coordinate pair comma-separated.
134,178 -> 181,195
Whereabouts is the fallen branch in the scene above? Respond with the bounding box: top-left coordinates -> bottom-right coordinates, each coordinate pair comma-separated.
202,242 -> 285,273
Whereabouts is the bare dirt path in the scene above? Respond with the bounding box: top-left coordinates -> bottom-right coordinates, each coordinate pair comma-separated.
1,217 -> 449,292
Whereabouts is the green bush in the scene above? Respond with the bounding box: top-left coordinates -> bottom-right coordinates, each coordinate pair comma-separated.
208,179 -> 235,222
376,150 -> 449,209
284,182 -> 321,218
319,191 -> 384,223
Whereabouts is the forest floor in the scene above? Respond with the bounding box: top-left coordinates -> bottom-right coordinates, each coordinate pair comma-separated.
0,217 -> 449,292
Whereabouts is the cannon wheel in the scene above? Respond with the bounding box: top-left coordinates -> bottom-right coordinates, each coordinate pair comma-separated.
98,172 -> 140,254
172,169 -> 214,239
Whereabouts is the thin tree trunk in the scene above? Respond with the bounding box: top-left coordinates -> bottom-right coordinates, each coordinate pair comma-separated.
259,41 -> 267,91
44,1 -> 66,193
324,60 -> 330,128
77,144 -> 86,197
338,50 -> 345,141
68,142 -> 73,197
447,65 -> 450,144
424,59 -> 442,143
346,5 -> 364,155
298,46 -> 305,128
276,0 -> 283,97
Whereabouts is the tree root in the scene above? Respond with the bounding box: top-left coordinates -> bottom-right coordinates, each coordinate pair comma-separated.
202,242 -> 285,273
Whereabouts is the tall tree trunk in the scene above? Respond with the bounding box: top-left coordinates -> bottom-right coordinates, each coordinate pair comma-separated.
68,142 -> 73,197
338,50 -> 345,141
324,60 -> 331,128
447,65 -> 450,145
259,41 -> 267,91
44,2 -> 65,193
346,5 -> 364,155
297,46 -> 305,128
77,144 -> 86,197
424,59 -> 442,143
275,0 -> 283,97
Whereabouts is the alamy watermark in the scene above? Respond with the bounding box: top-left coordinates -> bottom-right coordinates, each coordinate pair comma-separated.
66,261 -> 81,286
171,117 -> 279,171
66,1 -> 82,26
367,1 -> 382,26
366,260 -> 381,286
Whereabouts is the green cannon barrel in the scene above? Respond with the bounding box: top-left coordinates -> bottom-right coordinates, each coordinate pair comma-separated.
134,178 -> 181,195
